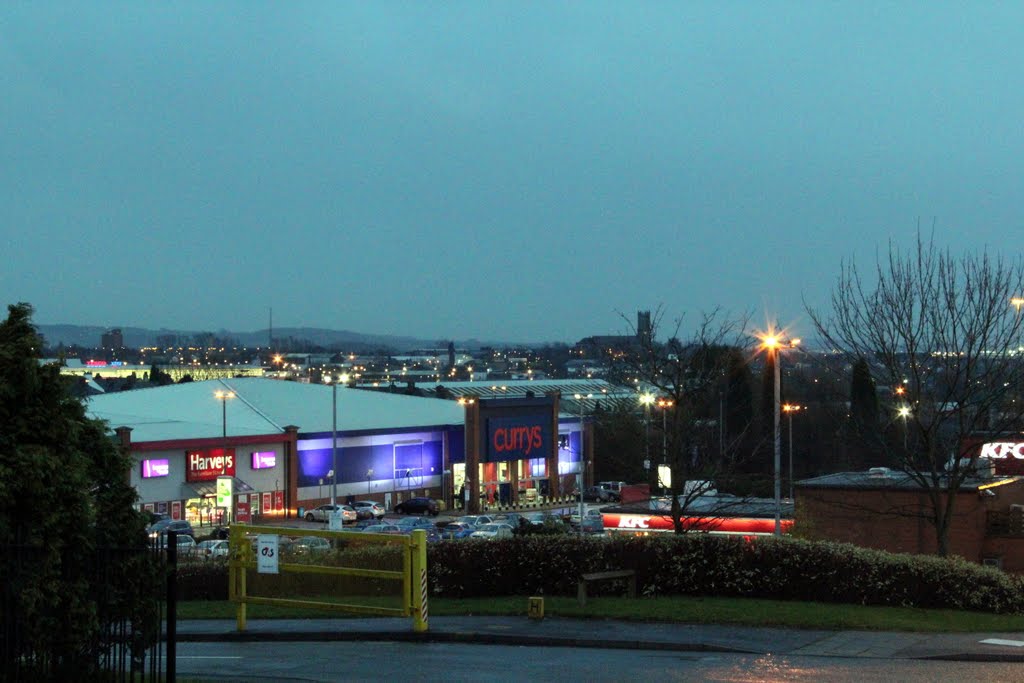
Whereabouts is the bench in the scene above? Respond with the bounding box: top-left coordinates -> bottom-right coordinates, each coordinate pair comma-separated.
577,569 -> 636,607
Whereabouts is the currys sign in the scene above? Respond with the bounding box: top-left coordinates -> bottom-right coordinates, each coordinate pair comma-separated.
186,448 -> 235,482
486,415 -> 552,462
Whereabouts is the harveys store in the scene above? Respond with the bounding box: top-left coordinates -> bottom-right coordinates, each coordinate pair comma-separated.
116,426 -> 297,526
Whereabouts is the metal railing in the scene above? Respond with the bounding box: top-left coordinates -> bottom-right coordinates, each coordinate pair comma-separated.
1,539 -> 168,682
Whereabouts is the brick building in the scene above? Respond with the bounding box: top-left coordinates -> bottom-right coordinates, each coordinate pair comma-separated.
796,468 -> 1024,572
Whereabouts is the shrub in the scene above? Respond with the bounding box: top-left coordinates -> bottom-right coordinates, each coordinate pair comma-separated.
427,535 -> 1024,613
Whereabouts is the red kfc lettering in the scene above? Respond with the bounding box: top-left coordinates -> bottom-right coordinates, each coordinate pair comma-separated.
617,516 -> 650,529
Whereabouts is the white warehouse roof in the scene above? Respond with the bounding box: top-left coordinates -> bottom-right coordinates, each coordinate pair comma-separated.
87,377 -> 465,443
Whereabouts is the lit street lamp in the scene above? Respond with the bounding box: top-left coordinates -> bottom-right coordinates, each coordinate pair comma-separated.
760,333 -> 800,536
656,398 -> 673,492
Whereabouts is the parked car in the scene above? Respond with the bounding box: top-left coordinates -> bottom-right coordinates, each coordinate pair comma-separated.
571,509 -> 605,534
460,515 -> 494,527
470,523 -> 514,540
597,481 -> 626,501
155,533 -> 197,555
283,536 -> 331,555
394,497 -> 439,516
196,539 -> 230,559
440,522 -> 476,539
524,511 -> 564,527
147,519 -> 194,542
352,501 -> 386,520
305,504 -> 357,524
394,516 -> 437,531
581,486 -> 614,503
361,524 -> 404,535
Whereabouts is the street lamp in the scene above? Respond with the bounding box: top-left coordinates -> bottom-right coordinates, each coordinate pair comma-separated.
760,333 -> 800,536
639,392 -> 655,472
214,390 -> 235,437
782,404 -> 801,500
324,373 -> 350,506
574,393 -> 592,533
897,404 -> 912,449
656,398 -> 673,492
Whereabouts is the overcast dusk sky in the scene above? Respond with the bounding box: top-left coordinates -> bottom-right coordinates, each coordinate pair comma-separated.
3,3 -> 1023,344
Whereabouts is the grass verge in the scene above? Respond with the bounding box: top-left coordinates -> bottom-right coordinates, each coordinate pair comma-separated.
177,595 -> 1024,632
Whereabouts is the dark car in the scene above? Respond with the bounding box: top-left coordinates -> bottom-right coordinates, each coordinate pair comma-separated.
581,486 -> 614,503
147,518 -> 194,542
394,497 -> 439,516
439,522 -> 476,539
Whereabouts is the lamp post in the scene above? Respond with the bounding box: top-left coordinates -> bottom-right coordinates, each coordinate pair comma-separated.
325,373 -> 350,506
574,393 -> 592,534
214,390 -> 235,438
656,398 -> 673,493
639,392 -> 655,469
782,404 -> 801,500
761,334 -> 799,536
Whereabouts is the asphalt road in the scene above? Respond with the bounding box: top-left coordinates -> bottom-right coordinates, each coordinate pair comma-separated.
174,641 -> 1024,683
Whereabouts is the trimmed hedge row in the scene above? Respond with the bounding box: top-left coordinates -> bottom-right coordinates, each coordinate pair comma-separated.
428,535 -> 1024,614
177,535 -> 1024,614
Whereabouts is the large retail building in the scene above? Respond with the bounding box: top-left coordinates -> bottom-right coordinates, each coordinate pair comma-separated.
87,378 -> 591,525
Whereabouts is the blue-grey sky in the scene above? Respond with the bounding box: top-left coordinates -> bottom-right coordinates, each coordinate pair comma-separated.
3,3 -> 1023,344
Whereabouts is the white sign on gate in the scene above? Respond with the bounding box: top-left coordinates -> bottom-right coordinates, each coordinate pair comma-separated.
257,534 -> 279,574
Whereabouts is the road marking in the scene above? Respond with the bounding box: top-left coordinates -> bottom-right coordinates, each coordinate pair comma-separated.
980,638 -> 1024,647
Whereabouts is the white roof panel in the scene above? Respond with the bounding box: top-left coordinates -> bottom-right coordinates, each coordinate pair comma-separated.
87,377 -> 465,443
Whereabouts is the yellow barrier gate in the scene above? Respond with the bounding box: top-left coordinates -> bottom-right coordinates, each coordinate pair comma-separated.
229,524 -> 428,633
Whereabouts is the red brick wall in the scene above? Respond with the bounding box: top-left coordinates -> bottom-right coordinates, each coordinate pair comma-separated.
798,479 -> 1024,569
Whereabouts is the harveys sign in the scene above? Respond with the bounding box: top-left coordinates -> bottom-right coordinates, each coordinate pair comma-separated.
602,513 -> 794,535
485,415 -> 552,462
186,448 -> 236,482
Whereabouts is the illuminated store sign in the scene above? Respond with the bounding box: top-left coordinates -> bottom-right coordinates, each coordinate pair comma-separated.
141,459 -> 169,478
186,448 -> 235,482
251,451 -> 276,470
486,415 -> 551,462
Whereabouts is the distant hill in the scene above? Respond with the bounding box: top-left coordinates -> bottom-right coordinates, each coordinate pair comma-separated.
34,324 -> 525,351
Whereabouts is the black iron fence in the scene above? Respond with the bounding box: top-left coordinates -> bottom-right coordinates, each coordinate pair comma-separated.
1,534 -> 172,682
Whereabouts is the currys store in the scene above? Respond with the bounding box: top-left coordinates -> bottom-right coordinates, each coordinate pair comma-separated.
460,394 -> 587,513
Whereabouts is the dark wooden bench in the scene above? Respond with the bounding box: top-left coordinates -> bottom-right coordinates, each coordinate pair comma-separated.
577,569 -> 636,606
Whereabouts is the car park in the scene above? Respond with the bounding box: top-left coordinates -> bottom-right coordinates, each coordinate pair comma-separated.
352,501 -> 386,520
304,504 -> 357,524
394,497 -> 439,516
470,523 -> 514,540
394,516 -> 437,531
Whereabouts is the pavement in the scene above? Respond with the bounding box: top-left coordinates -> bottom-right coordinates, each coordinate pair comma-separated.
175,615 -> 1024,663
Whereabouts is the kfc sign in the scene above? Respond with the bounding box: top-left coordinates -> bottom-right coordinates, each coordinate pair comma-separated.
486,416 -> 551,462
976,442 -> 1024,475
186,448 -> 235,482
980,442 -> 1024,460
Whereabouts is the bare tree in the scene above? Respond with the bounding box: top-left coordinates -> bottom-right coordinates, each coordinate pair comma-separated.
606,307 -> 758,533
806,234 -> 1024,556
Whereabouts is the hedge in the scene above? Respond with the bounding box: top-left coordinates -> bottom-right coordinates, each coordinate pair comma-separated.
177,535 -> 1024,614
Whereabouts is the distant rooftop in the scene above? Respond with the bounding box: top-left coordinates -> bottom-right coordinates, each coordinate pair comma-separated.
796,468 -> 1020,492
